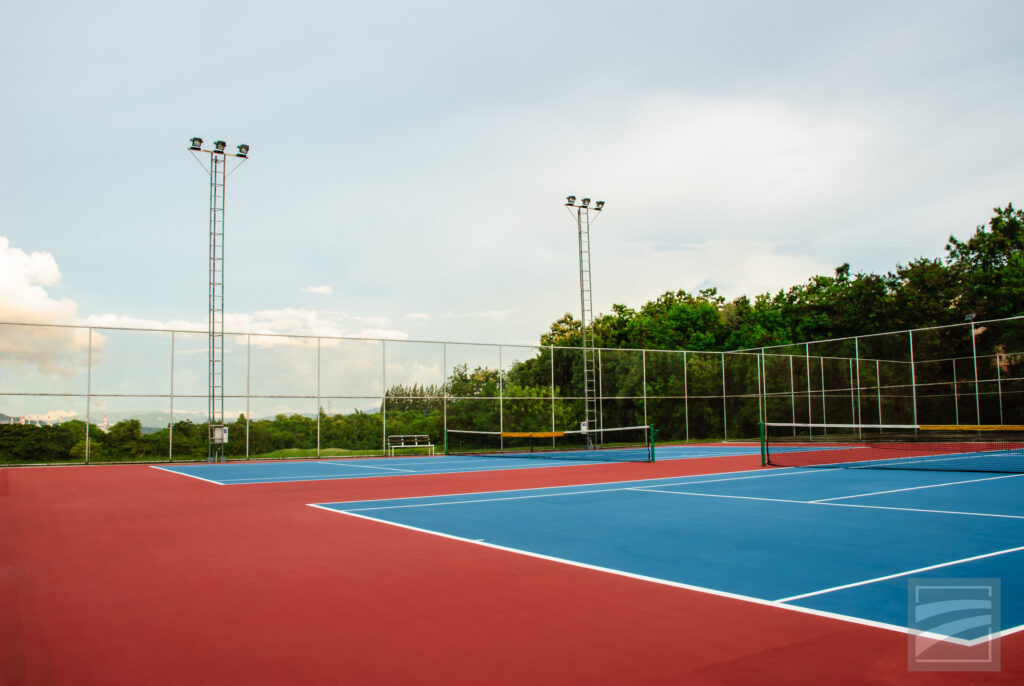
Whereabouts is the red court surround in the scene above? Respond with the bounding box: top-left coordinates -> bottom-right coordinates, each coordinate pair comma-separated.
2,455 -> 1021,685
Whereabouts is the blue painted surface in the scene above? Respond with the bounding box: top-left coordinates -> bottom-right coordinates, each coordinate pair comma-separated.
790,551 -> 1024,640
316,469 -> 1024,639
155,443 -> 804,485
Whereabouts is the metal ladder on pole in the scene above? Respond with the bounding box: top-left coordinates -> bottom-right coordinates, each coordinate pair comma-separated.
208,153 -> 225,462
577,207 -> 598,448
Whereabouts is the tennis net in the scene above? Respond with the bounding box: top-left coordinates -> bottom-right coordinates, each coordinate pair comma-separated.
445,425 -> 655,462
760,422 -> 1024,473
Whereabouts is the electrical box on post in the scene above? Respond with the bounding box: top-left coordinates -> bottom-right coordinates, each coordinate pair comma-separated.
211,425 -> 229,444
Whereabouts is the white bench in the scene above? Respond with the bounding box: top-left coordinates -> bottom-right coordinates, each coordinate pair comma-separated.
386,434 -> 435,457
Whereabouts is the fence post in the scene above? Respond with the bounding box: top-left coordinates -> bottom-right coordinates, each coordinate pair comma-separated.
805,343 -> 812,430
849,358 -> 856,431
550,345 -> 555,445
169,331 -> 175,462
721,352 -> 728,440
85,327 -> 92,464
753,352 -> 761,427
498,345 -> 503,451
909,330 -> 918,425
443,342 -> 448,441
316,337 -> 321,458
996,352 -> 1004,424
876,359 -> 882,426
953,357 -> 959,426
854,337 -> 862,429
970,321 -> 980,424
789,354 -> 795,432
246,335 -> 251,459
642,349 -> 648,429
683,351 -> 689,442
820,355 -> 827,427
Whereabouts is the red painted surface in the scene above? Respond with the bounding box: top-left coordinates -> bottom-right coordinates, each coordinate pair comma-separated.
2,456 -> 1021,685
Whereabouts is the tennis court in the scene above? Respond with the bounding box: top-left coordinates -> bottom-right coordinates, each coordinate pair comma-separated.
154,442 -> 823,485
6,431 -> 1024,684
311,466 -> 1024,643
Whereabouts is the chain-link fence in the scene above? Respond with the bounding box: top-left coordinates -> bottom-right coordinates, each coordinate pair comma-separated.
1,315 -> 1021,464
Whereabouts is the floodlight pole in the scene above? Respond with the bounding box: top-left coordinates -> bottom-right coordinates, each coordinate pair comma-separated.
565,196 -> 604,448
189,138 -> 250,462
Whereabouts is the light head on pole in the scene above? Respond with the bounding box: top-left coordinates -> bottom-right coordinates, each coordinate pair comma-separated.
581,198 -> 591,207
237,144 -> 250,158
189,137 -> 203,151
594,200 -> 605,210
214,140 -> 227,153
565,195 -> 576,206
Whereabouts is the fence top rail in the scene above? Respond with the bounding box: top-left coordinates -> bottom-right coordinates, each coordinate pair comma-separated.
2,311 -> 1021,359
0,320 -> 728,355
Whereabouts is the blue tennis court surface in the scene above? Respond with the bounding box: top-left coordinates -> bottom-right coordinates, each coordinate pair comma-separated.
155,443 -> 815,485
312,467 -> 1024,642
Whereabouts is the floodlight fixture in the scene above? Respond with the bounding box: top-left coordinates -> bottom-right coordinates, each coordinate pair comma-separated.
964,313 -> 976,322
189,137 -> 203,151
581,198 -> 591,207
214,140 -> 227,153
566,195 -> 576,206
594,200 -> 605,210
237,143 -> 250,158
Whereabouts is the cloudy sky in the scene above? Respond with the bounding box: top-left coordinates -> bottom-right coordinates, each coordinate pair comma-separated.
2,0 -> 1021,346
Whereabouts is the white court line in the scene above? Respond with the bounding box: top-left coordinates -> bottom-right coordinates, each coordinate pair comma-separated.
776,545 -> 1024,603
629,487 -> 1024,520
314,462 -> 415,473
306,504 -> 1022,647
816,500 -> 1024,520
215,459 -> 618,484
169,456 -> 617,485
645,468 -> 831,489
149,465 -> 225,485
339,484 -> 643,512
308,466 -> 775,507
799,449 -> 1020,471
628,487 -> 811,505
331,468 -> 830,512
812,472 -> 1024,502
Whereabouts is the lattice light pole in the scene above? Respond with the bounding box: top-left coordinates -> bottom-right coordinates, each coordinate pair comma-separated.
565,195 -> 605,448
189,137 -> 250,462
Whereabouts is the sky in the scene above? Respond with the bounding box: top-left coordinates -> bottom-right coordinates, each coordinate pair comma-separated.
2,0 -> 1022,348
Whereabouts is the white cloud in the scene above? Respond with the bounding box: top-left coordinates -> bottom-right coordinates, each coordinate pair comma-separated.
0,237 -> 90,376
403,313 -> 430,320
0,237 -> 77,324
301,285 -> 333,295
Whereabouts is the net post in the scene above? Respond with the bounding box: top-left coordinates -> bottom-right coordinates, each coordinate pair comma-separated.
444,429 -> 449,456
759,421 -> 767,466
648,424 -> 656,462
